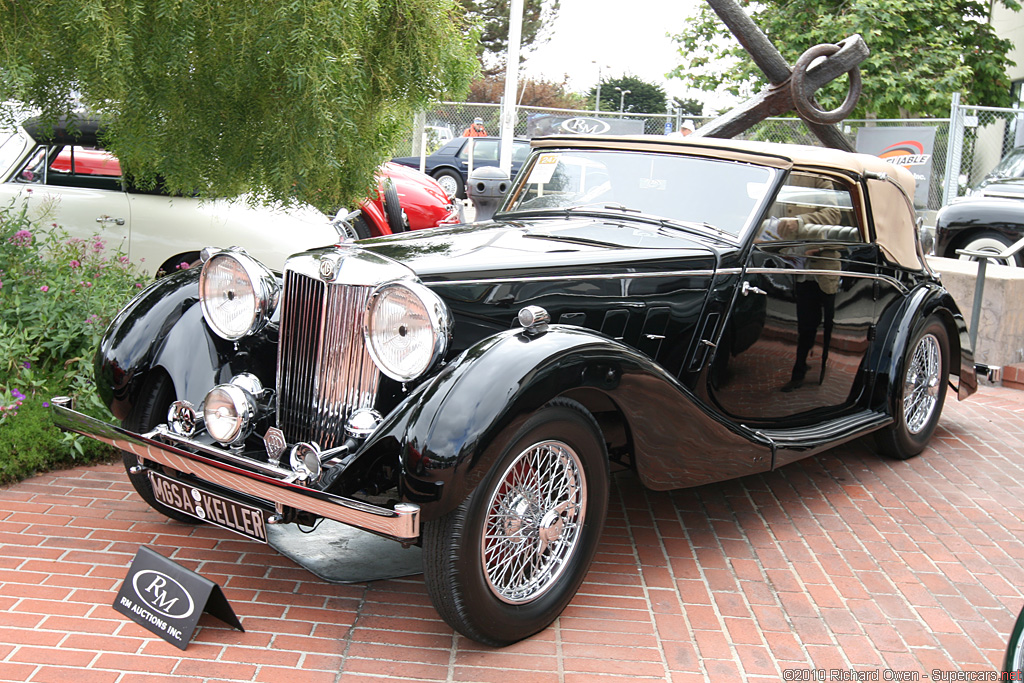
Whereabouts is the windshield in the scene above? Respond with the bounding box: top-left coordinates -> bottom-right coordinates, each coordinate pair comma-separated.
501,149 -> 778,238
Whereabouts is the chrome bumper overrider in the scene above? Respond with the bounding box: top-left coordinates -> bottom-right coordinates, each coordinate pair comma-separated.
50,397 -> 420,541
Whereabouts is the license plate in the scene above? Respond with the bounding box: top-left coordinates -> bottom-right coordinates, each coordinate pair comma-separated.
148,470 -> 268,543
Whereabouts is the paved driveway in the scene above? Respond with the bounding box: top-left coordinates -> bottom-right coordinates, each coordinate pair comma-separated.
2,385 -> 1024,682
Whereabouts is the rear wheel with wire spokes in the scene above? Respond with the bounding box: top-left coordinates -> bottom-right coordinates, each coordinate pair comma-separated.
877,316 -> 949,460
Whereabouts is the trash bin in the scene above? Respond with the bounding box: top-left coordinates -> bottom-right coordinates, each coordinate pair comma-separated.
467,166 -> 511,221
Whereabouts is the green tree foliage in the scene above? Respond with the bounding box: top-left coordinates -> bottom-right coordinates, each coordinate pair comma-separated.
672,97 -> 705,117
668,0 -> 1021,118
0,0 -> 478,212
460,0 -> 560,75
469,75 -> 588,108
588,76 -> 668,114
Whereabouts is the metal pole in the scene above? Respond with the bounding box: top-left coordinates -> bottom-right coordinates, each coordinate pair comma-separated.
499,0 -> 523,175
414,111 -> 427,173
942,92 -> 964,207
969,258 -> 986,352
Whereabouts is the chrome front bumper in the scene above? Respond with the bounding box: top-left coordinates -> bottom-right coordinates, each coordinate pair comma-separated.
50,397 -> 420,541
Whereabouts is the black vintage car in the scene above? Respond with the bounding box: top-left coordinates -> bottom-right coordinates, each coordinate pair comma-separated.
53,135 -> 977,646
934,185 -> 1024,266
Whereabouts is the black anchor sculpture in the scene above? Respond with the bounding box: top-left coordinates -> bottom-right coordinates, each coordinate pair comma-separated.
694,0 -> 869,152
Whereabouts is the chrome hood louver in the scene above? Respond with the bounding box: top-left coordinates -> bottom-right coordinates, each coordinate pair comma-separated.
275,247 -> 414,450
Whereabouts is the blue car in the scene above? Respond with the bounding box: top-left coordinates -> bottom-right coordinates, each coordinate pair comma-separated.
392,136 -> 531,199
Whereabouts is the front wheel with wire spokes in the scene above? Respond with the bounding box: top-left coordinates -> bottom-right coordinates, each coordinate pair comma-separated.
877,315 -> 949,460
423,399 -> 609,646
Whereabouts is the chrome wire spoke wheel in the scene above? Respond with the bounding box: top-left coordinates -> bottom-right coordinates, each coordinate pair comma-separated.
481,440 -> 587,604
902,332 -> 941,435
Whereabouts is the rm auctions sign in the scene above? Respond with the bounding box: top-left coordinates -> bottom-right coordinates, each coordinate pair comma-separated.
113,546 -> 243,650
856,127 -> 936,207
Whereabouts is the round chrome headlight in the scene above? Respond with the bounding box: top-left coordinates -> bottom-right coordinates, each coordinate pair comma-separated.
203,384 -> 257,446
364,281 -> 449,382
199,250 -> 279,341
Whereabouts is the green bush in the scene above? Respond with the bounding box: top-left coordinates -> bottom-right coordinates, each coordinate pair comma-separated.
0,192 -> 146,484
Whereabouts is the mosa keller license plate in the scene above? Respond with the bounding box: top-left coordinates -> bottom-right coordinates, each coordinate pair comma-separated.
148,471 -> 268,543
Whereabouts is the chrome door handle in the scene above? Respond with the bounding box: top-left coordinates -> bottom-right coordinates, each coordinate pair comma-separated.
741,281 -> 767,296
96,215 -> 126,226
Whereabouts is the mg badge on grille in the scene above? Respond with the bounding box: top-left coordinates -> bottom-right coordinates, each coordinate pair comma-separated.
318,257 -> 337,281
263,427 -> 287,465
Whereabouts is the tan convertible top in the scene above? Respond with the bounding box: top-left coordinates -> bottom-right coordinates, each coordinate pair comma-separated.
531,135 -> 923,269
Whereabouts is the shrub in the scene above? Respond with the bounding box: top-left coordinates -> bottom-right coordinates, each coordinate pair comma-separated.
0,192 -> 146,484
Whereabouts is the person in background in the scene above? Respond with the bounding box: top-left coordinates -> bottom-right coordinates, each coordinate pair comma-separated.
463,117 -> 488,137
668,119 -> 696,138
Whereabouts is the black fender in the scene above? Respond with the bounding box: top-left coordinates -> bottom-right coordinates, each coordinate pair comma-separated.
349,325 -> 772,521
869,282 -> 975,415
95,268 -> 275,420
935,197 -> 1024,258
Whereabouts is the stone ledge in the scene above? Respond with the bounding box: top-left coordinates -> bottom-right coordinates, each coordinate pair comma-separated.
926,256 -> 1024,372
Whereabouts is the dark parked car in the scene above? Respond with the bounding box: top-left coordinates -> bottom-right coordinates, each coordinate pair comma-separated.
972,145 -> 1024,194
933,148 -> 1024,267
392,135 -> 531,199
54,135 -> 977,647
934,190 -> 1024,266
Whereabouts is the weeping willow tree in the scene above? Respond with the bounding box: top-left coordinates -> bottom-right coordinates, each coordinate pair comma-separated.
0,0 -> 478,211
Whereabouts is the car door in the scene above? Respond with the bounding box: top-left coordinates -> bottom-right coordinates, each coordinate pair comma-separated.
458,138 -> 500,178
0,144 -> 132,256
707,171 -> 877,425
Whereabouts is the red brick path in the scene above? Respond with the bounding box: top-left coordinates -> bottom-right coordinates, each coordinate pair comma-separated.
3,385 -> 1024,682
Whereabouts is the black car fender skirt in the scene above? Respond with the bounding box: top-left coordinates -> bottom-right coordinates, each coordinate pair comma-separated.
871,283 -> 975,413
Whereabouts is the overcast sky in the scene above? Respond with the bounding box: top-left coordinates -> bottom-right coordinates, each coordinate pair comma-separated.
519,0 -> 738,111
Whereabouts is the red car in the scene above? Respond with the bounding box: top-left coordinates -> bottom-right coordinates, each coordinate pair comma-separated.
352,162 -> 463,238
52,147 -> 122,176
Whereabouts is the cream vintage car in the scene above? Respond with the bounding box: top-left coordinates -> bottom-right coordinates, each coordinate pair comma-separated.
0,116 -> 337,275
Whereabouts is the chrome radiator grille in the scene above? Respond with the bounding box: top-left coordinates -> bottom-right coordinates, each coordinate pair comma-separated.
276,270 -> 380,450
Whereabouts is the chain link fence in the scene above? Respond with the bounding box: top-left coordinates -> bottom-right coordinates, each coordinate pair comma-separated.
943,94 -> 1024,205
396,102 -> 956,212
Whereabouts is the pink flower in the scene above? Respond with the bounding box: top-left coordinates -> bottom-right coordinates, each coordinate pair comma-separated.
119,256 -> 129,263
178,262 -> 190,270
69,259 -> 81,268
83,281 -> 93,288
9,229 -> 32,247
39,285 -> 49,292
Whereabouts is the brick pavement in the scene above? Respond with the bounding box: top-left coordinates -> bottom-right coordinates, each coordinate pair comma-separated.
2,384 -> 1024,682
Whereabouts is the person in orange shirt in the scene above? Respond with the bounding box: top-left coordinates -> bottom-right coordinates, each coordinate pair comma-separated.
463,117 -> 487,137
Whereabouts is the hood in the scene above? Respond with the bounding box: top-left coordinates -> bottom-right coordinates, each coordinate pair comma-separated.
358,216 -> 720,281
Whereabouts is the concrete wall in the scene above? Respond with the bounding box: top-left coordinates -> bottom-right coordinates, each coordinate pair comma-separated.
926,256 -> 1024,367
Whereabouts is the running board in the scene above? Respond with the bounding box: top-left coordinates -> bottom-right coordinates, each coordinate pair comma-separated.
751,410 -> 892,469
